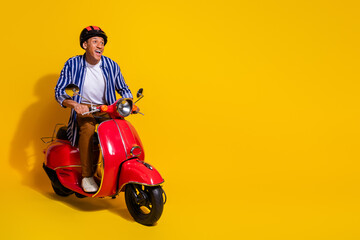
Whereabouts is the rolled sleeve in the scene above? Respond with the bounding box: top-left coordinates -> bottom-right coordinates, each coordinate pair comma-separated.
56,93 -> 72,107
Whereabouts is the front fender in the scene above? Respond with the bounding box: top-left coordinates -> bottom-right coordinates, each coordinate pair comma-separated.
118,159 -> 164,191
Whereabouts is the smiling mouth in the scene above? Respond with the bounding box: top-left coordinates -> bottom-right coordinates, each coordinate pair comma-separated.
95,50 -> 102,54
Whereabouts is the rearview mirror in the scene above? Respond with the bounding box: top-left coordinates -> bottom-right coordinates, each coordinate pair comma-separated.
65,84 -> 80,97
137,88 -> 143,98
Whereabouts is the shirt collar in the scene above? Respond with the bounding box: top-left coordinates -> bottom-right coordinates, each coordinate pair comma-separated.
81,53 -> 107,69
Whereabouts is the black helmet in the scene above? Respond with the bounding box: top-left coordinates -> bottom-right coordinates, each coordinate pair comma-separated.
80,26 -> 108,49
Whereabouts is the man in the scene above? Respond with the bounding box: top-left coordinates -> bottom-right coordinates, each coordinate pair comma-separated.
55,26 -> 133,192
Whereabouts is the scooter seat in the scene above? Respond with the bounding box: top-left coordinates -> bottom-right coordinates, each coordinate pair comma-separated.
56,126 -> 68,140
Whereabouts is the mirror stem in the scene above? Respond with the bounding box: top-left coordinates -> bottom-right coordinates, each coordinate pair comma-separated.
134,95 -> 144,104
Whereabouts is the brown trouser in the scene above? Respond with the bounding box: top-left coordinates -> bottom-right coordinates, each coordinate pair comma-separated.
76,109 -> 109,177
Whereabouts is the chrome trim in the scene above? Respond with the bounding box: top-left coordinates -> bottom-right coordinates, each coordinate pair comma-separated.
136,160 -> 153,170
93,120 -> 112,197
113,120 -> 128,159
92,148 -> 105,198
116,98 -> 133,117
130,146 -> 142,157
54,165 -> 81,170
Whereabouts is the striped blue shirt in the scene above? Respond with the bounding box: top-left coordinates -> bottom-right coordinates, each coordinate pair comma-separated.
55,54 -> 133,146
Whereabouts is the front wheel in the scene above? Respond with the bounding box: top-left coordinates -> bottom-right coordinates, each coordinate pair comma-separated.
125,184 -> 164,226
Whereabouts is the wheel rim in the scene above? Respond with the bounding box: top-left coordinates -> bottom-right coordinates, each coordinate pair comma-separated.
128,184 -> 153,215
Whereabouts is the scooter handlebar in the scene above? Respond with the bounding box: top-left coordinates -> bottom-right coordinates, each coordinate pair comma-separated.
81,106 -> 101,115
97,99 -> 143,118
99,104 -> 140,114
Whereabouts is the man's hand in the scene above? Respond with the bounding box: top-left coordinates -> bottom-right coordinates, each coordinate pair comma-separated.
74,103 -> 90,115
63,99 -> 89,115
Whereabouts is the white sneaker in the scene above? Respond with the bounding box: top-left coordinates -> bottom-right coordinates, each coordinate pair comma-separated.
81,177 -> 99,193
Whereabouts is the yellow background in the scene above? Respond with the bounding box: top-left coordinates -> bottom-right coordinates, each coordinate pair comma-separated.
1,0 -> 360,239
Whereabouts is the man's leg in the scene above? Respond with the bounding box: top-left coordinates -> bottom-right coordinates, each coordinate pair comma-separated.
77,113 -> 98,191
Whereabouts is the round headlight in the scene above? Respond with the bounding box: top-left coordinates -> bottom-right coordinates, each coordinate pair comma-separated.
116,99 -> 132,117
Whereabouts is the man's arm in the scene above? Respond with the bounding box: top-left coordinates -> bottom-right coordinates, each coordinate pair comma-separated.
115,67 -> 133,99
55,61 -> 73,107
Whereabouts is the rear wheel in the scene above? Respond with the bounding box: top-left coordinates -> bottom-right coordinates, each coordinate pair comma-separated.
51,182 -> 73,196
125,184 -> 164,226
75,192 -> 87,198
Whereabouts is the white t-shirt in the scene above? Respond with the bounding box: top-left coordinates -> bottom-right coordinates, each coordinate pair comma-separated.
81,60 -> 106,105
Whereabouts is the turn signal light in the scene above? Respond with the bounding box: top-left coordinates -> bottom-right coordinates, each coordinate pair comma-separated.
100,105 -> 108,112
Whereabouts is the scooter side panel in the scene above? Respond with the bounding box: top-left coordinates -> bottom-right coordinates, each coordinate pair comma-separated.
45,140 -> 96,196
45,140 -> 81,170
118,159 -> 164,191
56,166 -> 97,197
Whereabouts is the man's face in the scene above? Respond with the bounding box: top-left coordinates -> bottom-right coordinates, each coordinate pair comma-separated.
83,36 -> 105,64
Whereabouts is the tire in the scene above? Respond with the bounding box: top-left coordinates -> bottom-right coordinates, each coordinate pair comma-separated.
125,184 -> 164,226
51,182 -> 73,197
75,192 -> 87,198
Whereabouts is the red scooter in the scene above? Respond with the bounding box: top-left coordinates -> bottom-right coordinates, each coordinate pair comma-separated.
42,85 -> 166,226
